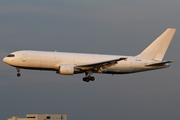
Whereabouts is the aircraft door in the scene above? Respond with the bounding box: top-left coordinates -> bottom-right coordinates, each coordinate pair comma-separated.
22,54 -> 27,62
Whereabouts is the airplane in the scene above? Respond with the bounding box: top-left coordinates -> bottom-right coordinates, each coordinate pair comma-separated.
3,28 -> 176,82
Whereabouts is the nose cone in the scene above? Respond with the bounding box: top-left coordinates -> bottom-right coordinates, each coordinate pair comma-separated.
3,57 -> 8,64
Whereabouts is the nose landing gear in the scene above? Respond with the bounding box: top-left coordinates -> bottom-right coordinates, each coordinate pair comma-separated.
16,68 -> 21,77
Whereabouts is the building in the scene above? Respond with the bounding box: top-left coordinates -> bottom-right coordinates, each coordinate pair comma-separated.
8,114 -> 67,120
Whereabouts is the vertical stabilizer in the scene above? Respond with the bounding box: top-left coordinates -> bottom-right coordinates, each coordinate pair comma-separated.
136,28 -> 176,61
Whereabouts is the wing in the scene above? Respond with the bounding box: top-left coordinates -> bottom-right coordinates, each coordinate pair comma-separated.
145,60 -> 174,67
76,57 -> 126,73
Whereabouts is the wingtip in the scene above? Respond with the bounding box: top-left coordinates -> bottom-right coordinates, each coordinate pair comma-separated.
169,60 -> 175,63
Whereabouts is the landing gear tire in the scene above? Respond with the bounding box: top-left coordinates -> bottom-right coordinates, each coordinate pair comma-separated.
90,77 -> 95,81
83,77 -> 90,82
86,79 -> 90,82
83,77 -> 86,81
17,73 -> 21,77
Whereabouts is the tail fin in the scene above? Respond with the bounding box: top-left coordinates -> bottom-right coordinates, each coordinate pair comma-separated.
136,28 -> 176,61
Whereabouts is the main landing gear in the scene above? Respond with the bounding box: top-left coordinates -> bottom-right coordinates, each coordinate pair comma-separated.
82,71 -> 95,82
16,68 -> 21,77
83,76 -> 95,82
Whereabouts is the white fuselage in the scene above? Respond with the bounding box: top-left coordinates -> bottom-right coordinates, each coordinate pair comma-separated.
2,28 -> 175,81
3,50 -> 168,74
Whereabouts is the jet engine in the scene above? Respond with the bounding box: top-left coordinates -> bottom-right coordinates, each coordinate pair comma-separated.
59,65 -> 83,75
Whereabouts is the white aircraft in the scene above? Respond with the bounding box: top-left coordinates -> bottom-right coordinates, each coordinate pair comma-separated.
3,28 -> 176,82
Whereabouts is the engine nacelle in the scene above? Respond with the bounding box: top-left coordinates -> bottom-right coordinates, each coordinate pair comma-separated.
59,65 -> 74,75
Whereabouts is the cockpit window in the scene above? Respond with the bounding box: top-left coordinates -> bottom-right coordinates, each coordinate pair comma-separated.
7,54 -> 15,57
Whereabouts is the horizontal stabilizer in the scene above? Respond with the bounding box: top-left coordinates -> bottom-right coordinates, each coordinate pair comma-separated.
145,60 -> 174,67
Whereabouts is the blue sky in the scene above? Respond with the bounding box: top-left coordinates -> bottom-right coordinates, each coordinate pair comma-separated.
0,0 -> 180,120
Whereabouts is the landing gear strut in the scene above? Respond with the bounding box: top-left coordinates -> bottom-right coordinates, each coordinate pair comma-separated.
16,68 -> 21,77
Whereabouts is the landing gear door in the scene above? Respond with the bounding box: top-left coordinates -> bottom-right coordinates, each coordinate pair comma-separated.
22,54 -> 27,62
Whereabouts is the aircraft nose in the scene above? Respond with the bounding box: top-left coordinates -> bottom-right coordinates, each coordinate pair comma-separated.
3,57 -> 8,63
